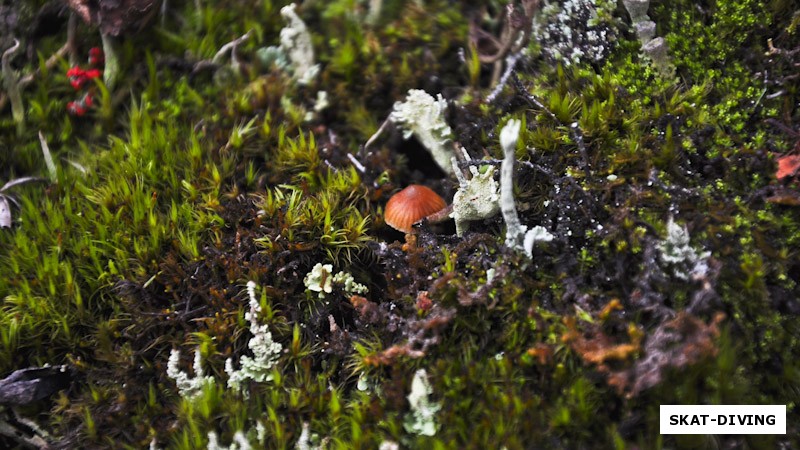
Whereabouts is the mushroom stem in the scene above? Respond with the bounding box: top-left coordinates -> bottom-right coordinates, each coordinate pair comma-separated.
423,204 -> 454,225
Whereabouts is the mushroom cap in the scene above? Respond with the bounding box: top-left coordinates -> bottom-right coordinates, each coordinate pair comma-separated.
384,185 -> 447,233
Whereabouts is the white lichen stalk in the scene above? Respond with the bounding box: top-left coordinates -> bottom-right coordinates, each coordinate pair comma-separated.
500,119 -> 526,250
403,369 -> 440,436
499,119 -> 554,257
280,3 -> 319,84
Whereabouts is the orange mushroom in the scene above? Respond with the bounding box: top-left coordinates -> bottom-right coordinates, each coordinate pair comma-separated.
384,185 -> 447,233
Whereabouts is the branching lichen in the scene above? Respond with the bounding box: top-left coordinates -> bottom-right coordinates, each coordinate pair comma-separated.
403,369 -> 440,436
657,217 -> 710,280
207,431 -> 252,450
450,164 -> 500,236
389,89 -> 455,174
303,263 -> 368,298
280,3 -> 319,84
500,119 -> 525,251
166,348 -> 215,399
622,0 -> 673,75
225,281 -> 283,395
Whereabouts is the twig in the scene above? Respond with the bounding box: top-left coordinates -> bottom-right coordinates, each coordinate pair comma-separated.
472,2 -> 537,64
2,39 -> 24,134
486,51 -> 522,103
363,117 -> 391,151
0,42 -> 70,112
19,43 -> 70,91
346,153 -> 367,174
570,121 -> 590,170
212,30 -> 253,65
187,30 -> 253,77
765,118 -> 800,138
458,158 -> 554,176
67,12 -> 78,66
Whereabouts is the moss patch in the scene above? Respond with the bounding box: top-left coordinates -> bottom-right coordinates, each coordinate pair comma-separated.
0,0 -> 798,448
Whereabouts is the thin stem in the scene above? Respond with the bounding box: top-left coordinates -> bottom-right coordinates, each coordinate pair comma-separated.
101,33 -> 120,90
2,39 -> 24,135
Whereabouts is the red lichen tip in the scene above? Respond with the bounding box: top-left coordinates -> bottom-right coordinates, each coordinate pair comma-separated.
89,47 -> 104,66
384,185 -> 447,233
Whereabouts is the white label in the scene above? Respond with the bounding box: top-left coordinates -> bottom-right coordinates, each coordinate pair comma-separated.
660,405 -> 786,434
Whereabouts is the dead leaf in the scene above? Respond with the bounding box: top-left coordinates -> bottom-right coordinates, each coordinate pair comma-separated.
562,317 -> 643,365
776,154 -> 800,180
766,187 -> 800,205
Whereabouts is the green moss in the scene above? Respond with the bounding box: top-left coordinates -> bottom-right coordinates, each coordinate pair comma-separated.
0,0 -> 799,448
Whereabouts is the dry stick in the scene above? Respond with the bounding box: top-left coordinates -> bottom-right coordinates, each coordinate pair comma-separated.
346,153 -> 367,174
19,43 -> 70,90
0,42 -> 70,112
190,30 -> 253,77
486,51 -> 522,103
212,30 -> 253,65
475,1 -> 538,87
362,117 -> 391,152
458,158 -> 554,177
2,40 -> 24,134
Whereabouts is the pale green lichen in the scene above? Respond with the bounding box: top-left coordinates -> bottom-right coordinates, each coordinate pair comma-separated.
304,263 -> 334,297
657,217 -> 710,280
225,281 -> 283,395
207,431 -> 252,450
304,263 -> 368,298
403,369 -> 440,436
523,225 -> 554,256
450,165 -> 500,236
389,89 -> 455,174
280,3 -> 319,84
313,91 -> 329,113
332,271 -> 369,296
294,422 -> 326,450
166,347 -> 215,400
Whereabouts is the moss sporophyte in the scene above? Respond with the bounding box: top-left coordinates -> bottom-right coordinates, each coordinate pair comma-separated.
0,0 -> 798,448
